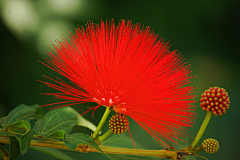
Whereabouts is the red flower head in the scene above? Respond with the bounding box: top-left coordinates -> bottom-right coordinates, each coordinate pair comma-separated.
40,19 -> 196,147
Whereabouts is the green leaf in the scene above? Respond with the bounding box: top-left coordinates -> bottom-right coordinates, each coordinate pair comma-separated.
48,130 -> 66,139
6,120 -> 31,134
9,136 -> 20,160
77,116 -> 100,133
31,147 -> 75,160
19,129 -> 34,155
34,107 -> 79,136
1,104 -> 44,127
64,133 -> 103,153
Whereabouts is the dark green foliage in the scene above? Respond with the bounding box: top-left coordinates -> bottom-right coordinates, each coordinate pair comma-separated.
64,133 -> 103,153
19,129 -> 34,155
0,104 -> 41,156
6,120 -> 31,134
9,136 -> 20,160
0,105 -> 115,159
48,130 -> 66,139
1,104 -> 44,127
34,107 -> 79,137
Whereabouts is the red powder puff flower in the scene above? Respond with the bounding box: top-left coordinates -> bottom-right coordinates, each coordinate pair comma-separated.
40,19 -> 196,147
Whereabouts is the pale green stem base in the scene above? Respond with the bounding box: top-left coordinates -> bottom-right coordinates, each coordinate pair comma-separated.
92,107 -> 112,139
96,129 -> 112,144
190,111 -> 212,149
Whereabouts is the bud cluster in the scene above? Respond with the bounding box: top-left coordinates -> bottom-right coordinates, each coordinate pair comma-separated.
109,114 -> 128,135
202,138 -> 219,154
200,87 -> 230,116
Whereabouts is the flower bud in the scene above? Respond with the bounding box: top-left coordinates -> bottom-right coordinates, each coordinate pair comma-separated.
109,114 -> 128,134
202,138 -> 219,154
200,87 -> 230,116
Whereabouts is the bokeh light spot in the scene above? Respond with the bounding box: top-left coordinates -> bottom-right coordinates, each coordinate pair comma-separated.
1,0 -> 39,37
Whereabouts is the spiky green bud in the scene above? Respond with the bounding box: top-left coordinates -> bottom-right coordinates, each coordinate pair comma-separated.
202,138 -> 219,154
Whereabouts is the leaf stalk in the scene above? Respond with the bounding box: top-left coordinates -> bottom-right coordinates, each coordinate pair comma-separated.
92,107 -> 111,139
190,111 -> 212,150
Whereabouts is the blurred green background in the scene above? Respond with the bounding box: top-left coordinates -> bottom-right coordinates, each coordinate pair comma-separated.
0,0 -> 239,160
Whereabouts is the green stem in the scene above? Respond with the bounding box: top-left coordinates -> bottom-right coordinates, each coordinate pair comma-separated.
0,136 -> 180,159
92,107 -> 112,139
34,135 -> 61,142
96,130 -> 112,144
190,111 -> 212,149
